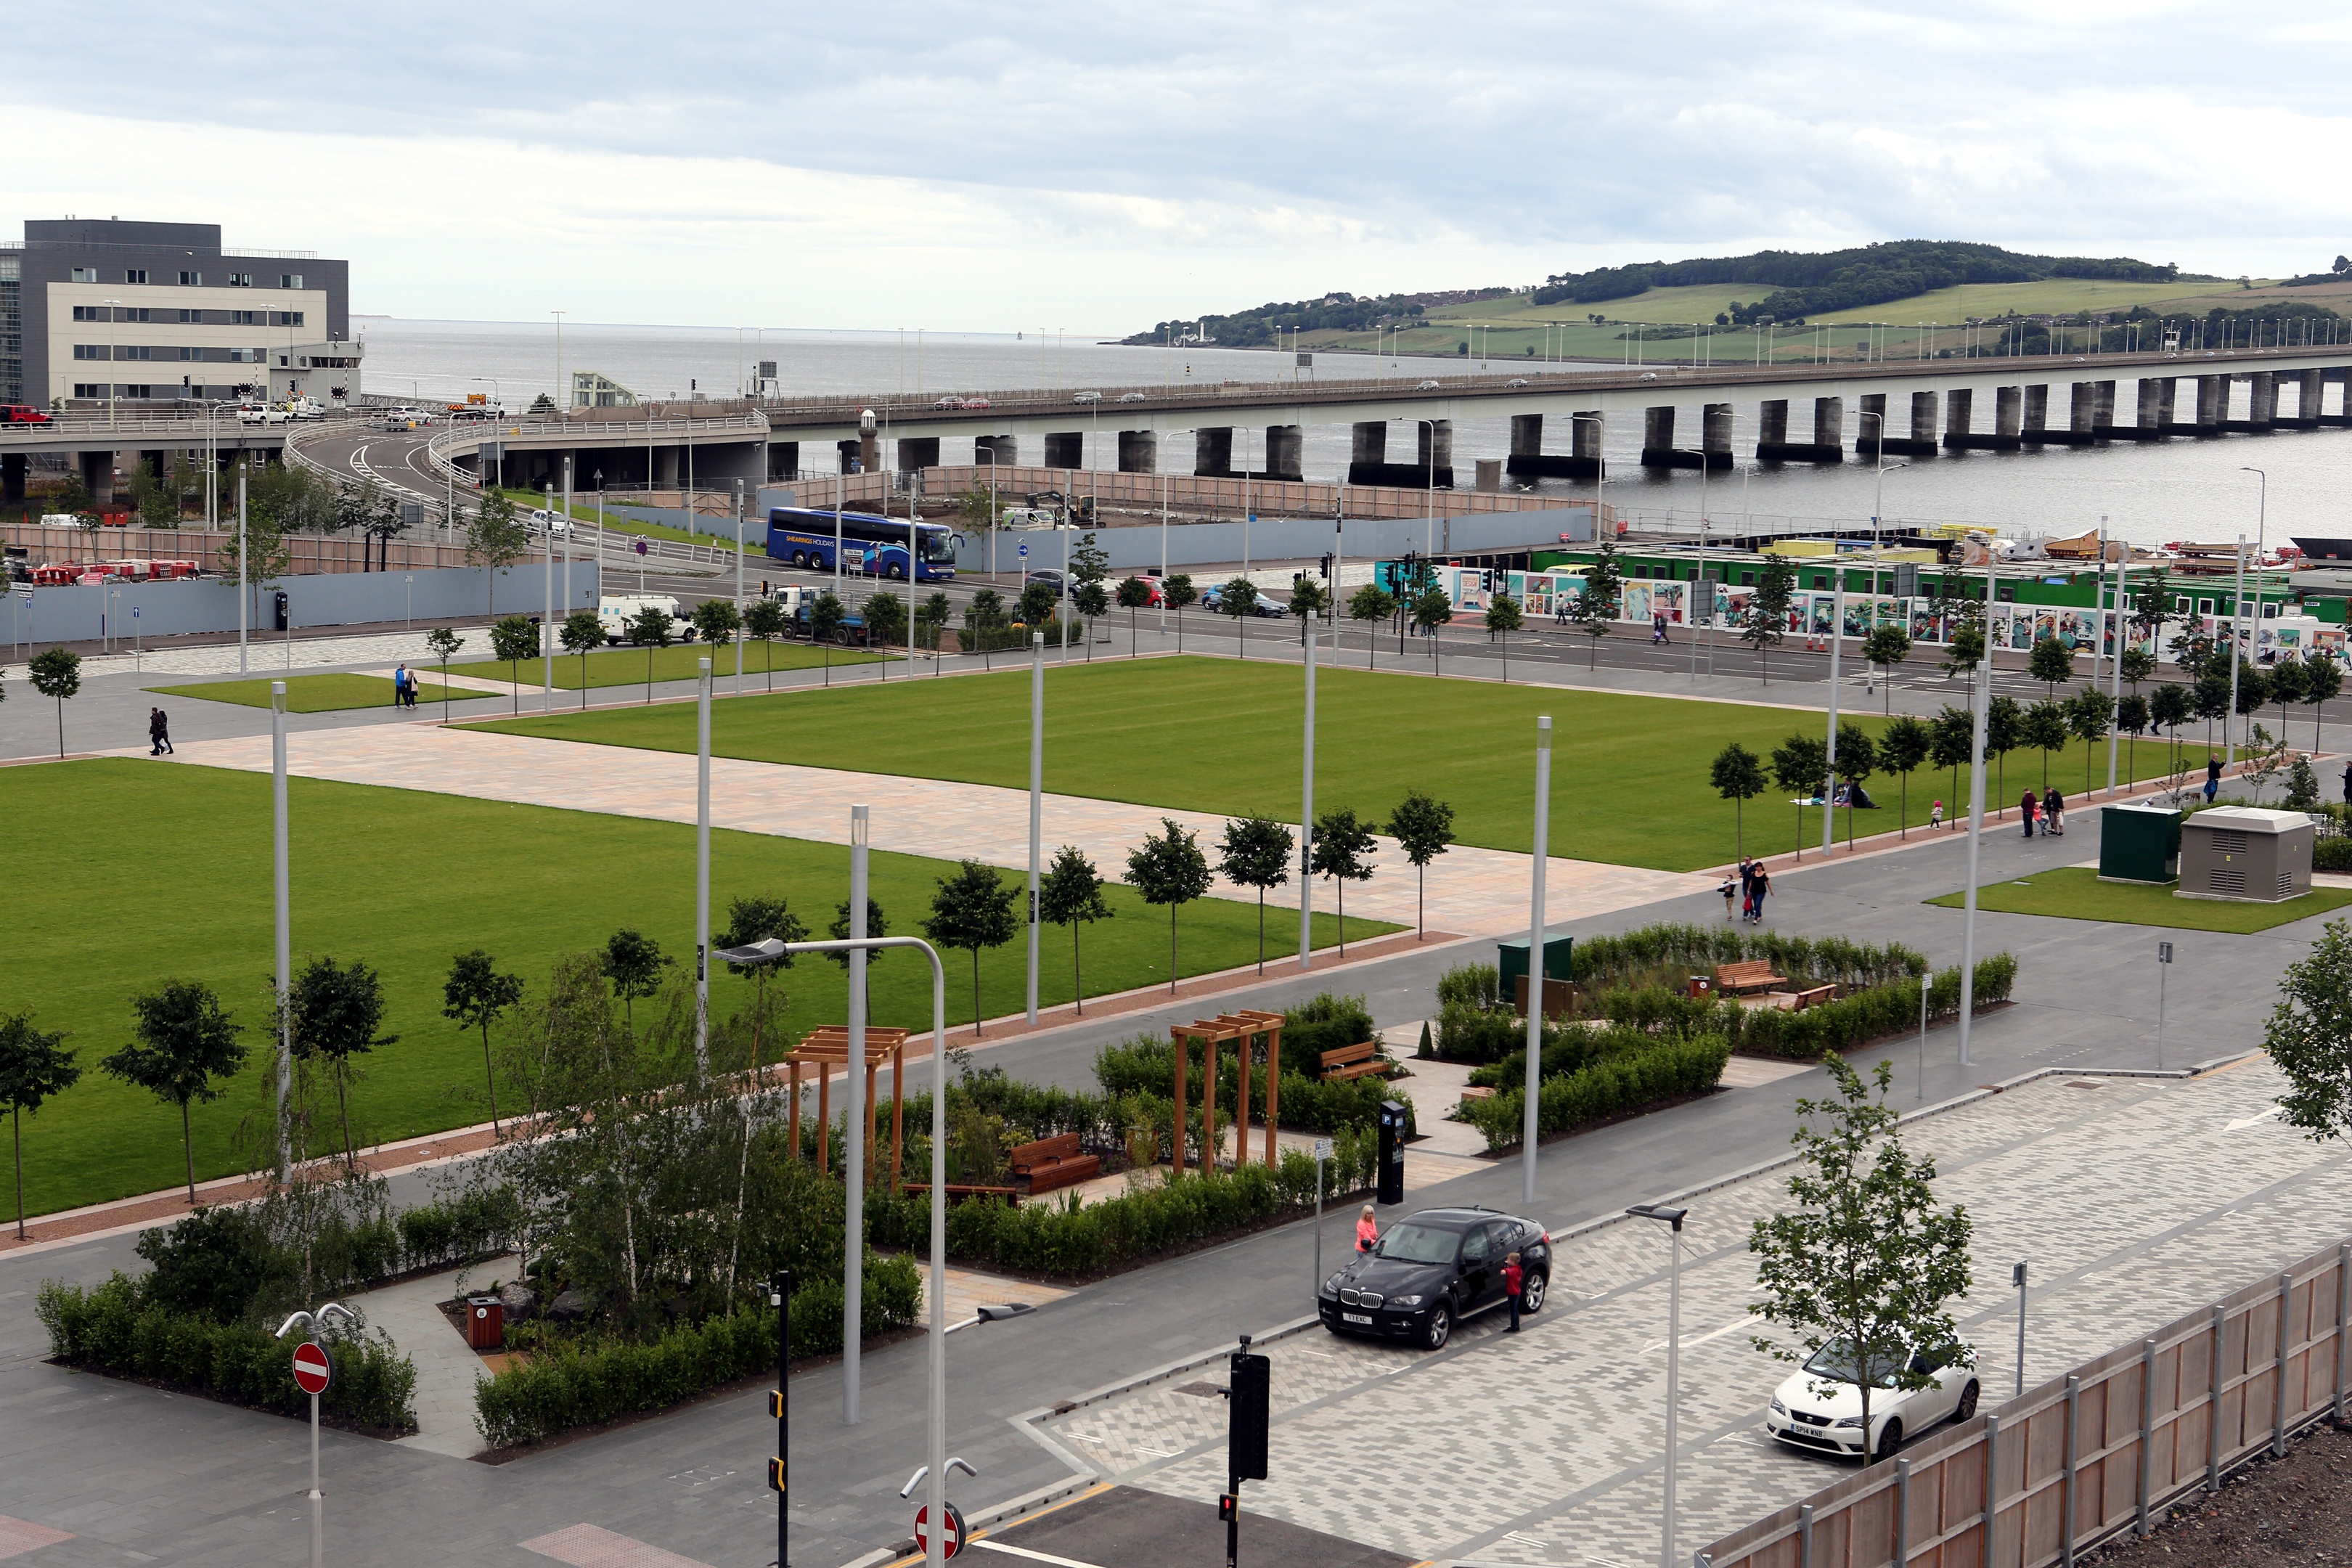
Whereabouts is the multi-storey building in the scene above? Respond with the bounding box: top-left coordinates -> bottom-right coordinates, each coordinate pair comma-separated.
4,218 -> 357,409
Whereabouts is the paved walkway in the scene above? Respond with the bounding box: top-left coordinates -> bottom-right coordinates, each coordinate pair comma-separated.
1037,1056 -> 2352,1567
346,1265 -> 497,1459
161,727 -> 1711,936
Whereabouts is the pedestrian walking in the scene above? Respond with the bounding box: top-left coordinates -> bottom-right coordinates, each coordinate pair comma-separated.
1651,611 -> 1670,645
2205,754 -> 2223,804
148,706 -> 173,756
1355,1204 -> 1379,1254
1929,799 -> 1944,831
1748,865 -> 1771,922
2341,760 -> 2352,805
1501,1251 -> 1525,1334
2020,791 -> 2038,837
2043,786 -> 2065,836
392,664 -> 411,708
1738,857 -> 1757,922
1719,863 -> 1741,920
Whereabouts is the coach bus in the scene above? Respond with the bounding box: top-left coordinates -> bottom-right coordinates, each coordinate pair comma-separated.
766,507 -> 957,581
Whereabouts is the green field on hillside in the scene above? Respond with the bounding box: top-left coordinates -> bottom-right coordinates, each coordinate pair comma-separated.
472,656 -> 2126,871
0,759 -> 1389,1219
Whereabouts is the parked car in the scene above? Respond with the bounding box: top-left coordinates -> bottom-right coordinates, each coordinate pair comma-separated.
237,405 -> 290,425
1071,390 -> 1102,404
0,404 -> 53,425
1117,391 -> 1149,403
1504,377 -> 1530,388
1765,1336 -> 1980,1463
1023,568 -> 1068,595
1414,379 -> 1442,391
1318,1206 -> 1552,1349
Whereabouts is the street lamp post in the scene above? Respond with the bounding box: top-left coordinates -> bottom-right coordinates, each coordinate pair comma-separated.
694,659 -> 712,1079
542,483 -> 557,714
272,679 -> 292,1180
106,299 -> 120,430
2237,467 -> 2268,770
1026,632 -> 1044,1024
1522,716 -> 1551,1205
1626,1204 -> 1688,1568
1957,560 -> 1996,1067
1299,604 -> 1318,971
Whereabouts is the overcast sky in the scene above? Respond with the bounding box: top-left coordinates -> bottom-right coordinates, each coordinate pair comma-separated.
7,2 -> 2345,331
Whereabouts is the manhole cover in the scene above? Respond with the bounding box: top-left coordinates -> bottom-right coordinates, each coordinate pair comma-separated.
1175,1381 -> 1227,1399
2065,1080 -> 2103,1090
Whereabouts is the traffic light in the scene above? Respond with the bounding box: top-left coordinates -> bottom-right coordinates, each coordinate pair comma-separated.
768,1390 -> 785,1418
272,590 -> 289,631
767,1456 -> 787,1493
1318,553 -> 1331,580
1228,1347 -> 1270,1480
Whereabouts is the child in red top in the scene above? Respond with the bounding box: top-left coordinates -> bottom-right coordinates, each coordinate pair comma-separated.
1502,1251 -> 1524,1333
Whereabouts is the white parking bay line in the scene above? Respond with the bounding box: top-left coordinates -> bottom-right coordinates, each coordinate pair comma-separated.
1644,1314 -> 1757,1355
972,1539 -> 1109,1568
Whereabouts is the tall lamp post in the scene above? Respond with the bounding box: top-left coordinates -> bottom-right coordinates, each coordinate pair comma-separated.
2235,467 -> 2267,769
1626,1204 -> 1688,1568
105,299 -> 121,430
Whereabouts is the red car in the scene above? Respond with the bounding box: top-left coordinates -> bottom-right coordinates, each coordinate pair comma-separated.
0,405 -> 53,425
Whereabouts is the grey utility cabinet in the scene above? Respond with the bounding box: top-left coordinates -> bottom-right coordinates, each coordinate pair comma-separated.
2176,806 -> 2314,902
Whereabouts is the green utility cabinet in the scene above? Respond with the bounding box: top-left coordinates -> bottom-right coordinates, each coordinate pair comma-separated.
1499,933 -> 1575,1017
2099,803 -> 2181,885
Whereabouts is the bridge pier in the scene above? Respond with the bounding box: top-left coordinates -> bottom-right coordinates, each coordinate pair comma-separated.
1415,419 -> 1454,489
2279,369 -> 2324,430
1264,424 -> 1303,482
2,452 -> 24,507
1702,403 -> 1733,468
896,437 -> 940,472
1506,410 -> 1598,478
1757,396 -> 1840,462
769,441 -> 799,481
1196,428 -> 1233,478
1756,399 -> 1787,458
1638,405 -> 1676,468
975,433 -> 1018,465
1861,391 -> 1935,457
2224,372 -> 2276,433
2089,380 -> 2117,438
1910,390 -> 1939,452
2116,378 -> 2171,441
1116,430 -> 1156,473
81,450 -> 113,507
1044,432 -> 1085,470
1350,418 -> 1450,486
1940,388 -> 1976,450
1994,385 -> 2023,445
2327,369 -> 2352,428
2020,385 -> 2051,445
2184,375 -> 2226,436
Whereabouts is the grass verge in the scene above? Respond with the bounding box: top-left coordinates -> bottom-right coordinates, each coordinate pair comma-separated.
1926,866 -> 2352,933
150,674 -> 472,713
458,640 -> 884,692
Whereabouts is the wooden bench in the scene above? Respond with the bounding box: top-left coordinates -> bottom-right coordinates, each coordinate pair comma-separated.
1319,1042 -> 1394,1082
900,1183 -> 1020,1207
1791,984 -> 1838,1010
1715,960 -> 1789,995
1010,1132 -> 1101,1195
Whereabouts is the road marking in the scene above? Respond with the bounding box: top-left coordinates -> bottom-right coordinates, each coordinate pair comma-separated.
971,1539 -> 1110,1568
2226,1106 -> 2284,1132
1646,1313 -> 1757,1354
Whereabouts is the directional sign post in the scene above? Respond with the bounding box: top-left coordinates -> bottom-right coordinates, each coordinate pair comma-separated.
291,1336 -> 335,1568
913,1501 -> 964,1560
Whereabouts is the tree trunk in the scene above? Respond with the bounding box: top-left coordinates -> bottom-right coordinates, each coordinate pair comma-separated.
971,950 -> 984,1036
1257,889 -> 1266,974
1169,904 -> 1179,994
1417,864 -> 1426,939
335,1069 -> 356,1173
13,1106 -> 23,1241
181,1100 -> 196,1206
481,1024 -> 502,1138
510,659 -> 520,716
1072,925 -> 1084,1015
1336,878 -> 1347,957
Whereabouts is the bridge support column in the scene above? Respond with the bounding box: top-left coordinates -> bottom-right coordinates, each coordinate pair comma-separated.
651,444 -> 677,486
1264,425 -> 1303,481
769,441 -> 799,481
1196,428 -> 1234,478
1940,389 -> 1974,451
1856,393 -> 1886,457
896,437 -> 939,472
1911,391 -> 1938,449
1044,432 -> 1085,470
1116,430 -> 1156,473
1508,412 -> 1589,477
2020,385 -> 2049,444
1416,420 -> 1454,488
975,433 -> 1018,465
2193,376 -> 2225,435
2227,372 -> 2277,433
1756,399 -> 1788,455
2128,379 -> 2168,441
2328,369 -> 2352,427
1812,396 -> 1845,461
2287,368 -> 2325,429
1,452 -> 24,507
2091,381 -> 2116,437
1993,386 -> 2022,442
1571,411 -> 1604,462
1349,420 -> 1386,480
1509,414 -> 1543,461
1639,405 -> 1677,468
81,450 -> 114,506
1702,404 -> 1733,468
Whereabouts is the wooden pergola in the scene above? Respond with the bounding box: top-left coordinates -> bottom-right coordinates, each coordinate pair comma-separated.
785,1026 -> 910,1191
1169,1009 -> 1284,1174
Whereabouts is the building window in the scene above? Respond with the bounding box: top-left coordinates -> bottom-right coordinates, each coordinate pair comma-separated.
1739,570 -> 1755,586
70,267 -> 97,283
72,344 -> 107,359
268,310 -> 304,327
179,308 -> 203,324
73,383 -> 106,398
279,273 -> 303,290
178,346 -> 206,362
227,347 -> 261,363
71,305 -> 103,322
227,272 -> 253,287
291,311 -> 303,327
124,269 -> 148,285
120,384 -> 152,399
121,346 -> 152,361
1997,585 -> 2017,603
123,307 -> 151,323
230,309 -> 258,325
178,270 -> 203,286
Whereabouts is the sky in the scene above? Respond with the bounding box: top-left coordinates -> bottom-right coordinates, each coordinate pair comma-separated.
7,2 -> 2349,333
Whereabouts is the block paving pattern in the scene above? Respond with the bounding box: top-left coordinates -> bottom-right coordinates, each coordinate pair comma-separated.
1037,1061 -> 2352,1566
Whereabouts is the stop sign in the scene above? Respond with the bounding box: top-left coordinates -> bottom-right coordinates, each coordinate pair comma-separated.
291,1340 -> 335,1396
912,1501 -> 965,1559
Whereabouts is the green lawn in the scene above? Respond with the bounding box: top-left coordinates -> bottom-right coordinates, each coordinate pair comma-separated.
149,674 -> 471,713
1926,866 -> 2352,933
457,640 -> 884,693
0,759 -> 1390,1220
465,656 -> 2126,872
490,487 -> 758,555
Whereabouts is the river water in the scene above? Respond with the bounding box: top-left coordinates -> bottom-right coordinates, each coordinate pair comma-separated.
356,317 -> 2351,554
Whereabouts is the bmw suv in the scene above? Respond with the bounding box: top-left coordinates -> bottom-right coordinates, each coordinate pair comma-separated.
1318,1206 -> 1551,1349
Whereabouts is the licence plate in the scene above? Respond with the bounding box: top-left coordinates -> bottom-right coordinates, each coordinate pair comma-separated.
1342,1312 -> 1374,1326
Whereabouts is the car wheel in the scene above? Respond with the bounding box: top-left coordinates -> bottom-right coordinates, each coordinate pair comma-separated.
1423,1304 -> 1451,1350
1953,1381 -> 1980,1423
1873,1418 -> 1903,1463
1520,1271 -> 1547,1315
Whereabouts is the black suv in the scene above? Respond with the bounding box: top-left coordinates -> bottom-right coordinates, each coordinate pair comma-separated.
1318,1206 -> 1552,1349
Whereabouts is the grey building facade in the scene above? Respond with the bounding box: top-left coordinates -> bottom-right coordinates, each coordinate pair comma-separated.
4,219 -> 352,409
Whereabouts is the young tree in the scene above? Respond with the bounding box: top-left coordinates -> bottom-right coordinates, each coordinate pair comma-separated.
425,626 -> 465,720
1771,732 -> 1829,858
691,595 -> 742,659
809,592 -> 846,685
744,597 -> 788,689
1863,623 -> 1911,714
1930,706 -> 1974,817
1485,592 -> 1524,681
1938,621 -> 1985,687
627,604 -> 676,703
1115,576 -> 1153,657
2266,653 -> 2308,743
965,587 -> 1008,670
1387,791 -> 1455,939
2149,682 -> 2192,773
1833,722 -> 1877,849
864,591 -> 908,666
601,928 -> 674,1026
1411,583 -> 1454,673
489,613 -> 538,715
1218,576 -> 1259,657
1123,819 -> 1212,995
2022,698 -> 2070,791
2262,915 -> 2352,1144
920,859 -> 1019,1032
2067,687 -> 2113,791
103,981 -> 245,1205
1710,741 -> 1767,859
1037,845 -> 1114,1008
2118,645 -> 2155,693
1749,1057 -> 1975,1466
2116,691 -> 2151,781
2299,653 -> 2342,752
2130,569 -> 2173,666
465,491 -> 531,615
1070,528 -> 1111,588
1164,573 -> 1198,654
1289,576 -> 1328,647
1744,555 -> 1796,682
917,589 -> 952,670
1309,807 -> 1377,955
1215,815 -> 1294,972
559,609 -> 605,708
288,956 -> 396,1172
28,648 -> 80,758
0,1011 -> 79,1240
1572,541 -> 1624,669
825,894 -> 888,1015
1878,716 -> 1930,839
1985,695 -> 2022,804
442,950 -> 523,1137
1016,579 -> 1058,634
2233,660 -> 2270,751
2026,634 -> 2075,700
1347,583 -> 1395,670
718,894 -> 808,1076
1072,579 -> 1108,661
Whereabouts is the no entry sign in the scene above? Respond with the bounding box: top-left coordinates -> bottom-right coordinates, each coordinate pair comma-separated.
291,1340 -> 335,1396
912,1500 -> 965,1559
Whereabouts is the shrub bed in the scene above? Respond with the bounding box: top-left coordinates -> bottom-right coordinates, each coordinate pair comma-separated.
1458,1037 -> 1734,1153
1729,955 -> 2017,1060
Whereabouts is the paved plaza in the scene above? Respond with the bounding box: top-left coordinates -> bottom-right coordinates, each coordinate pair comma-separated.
1033,1056 -> 2352,1567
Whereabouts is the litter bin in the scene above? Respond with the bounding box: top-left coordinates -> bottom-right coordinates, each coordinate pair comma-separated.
2099,803 -> 2181,885
466,1295 -> 505,1350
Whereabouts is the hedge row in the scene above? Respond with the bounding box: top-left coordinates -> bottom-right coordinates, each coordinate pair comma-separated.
1731,956 -> 2017,1060
2316,836 -> 2352,872
474,1254 -> 920,1450
1458,1037 -> 1734,1153
1570,923 -> 1927,990
36,1273 -> 419,1432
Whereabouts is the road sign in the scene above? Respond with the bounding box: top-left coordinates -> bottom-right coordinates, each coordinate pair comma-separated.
1017,543 -> 1028,559
131,607 -> 140,619
291,1339 -> 335,1395
2158,941 -> 2173,964
1312,1138 -> 1332,1161
913,1501 -> 965,1559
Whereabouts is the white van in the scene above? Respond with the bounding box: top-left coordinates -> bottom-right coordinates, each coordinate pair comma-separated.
599,593 -> 683,643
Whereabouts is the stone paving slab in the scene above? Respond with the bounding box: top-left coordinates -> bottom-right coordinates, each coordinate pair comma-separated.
1034,1058 -> 2352,1567
160,726 -> 1712,936
343,1265 -> 496,1458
